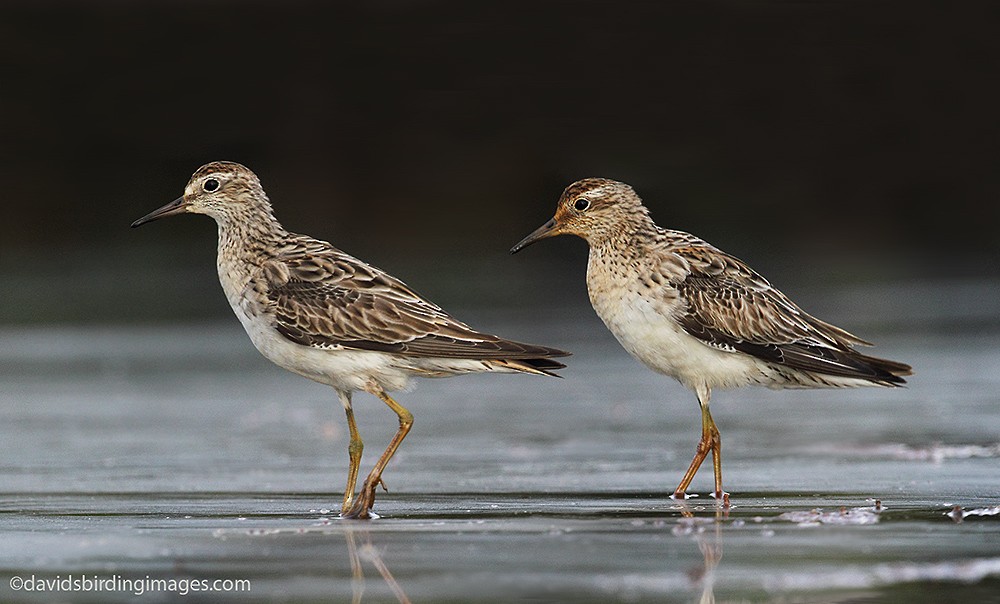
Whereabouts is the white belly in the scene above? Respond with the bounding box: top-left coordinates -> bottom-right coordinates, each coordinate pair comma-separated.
217,263 -> 517,393
587,268 -> 768,392
235,299 -> 415,391
213,259 -> 405,392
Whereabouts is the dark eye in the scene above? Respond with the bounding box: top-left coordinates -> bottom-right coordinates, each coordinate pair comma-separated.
574,197 -> 590,211
203,178 -> 220,192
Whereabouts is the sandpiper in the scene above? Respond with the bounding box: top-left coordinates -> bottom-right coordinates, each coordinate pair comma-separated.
132,161 -> 569,519
511,178 -> 911,500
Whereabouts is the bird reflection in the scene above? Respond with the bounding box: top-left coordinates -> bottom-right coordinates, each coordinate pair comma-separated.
342,525 -> 411,604
673,502 -> 726,604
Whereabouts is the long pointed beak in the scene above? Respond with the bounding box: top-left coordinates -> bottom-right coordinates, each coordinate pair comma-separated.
130,196 -> 189,228
510,218 -> 561,254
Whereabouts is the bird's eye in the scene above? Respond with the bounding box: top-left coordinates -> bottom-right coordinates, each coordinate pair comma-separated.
203,178 -> 220,192
574,197 -> 590,211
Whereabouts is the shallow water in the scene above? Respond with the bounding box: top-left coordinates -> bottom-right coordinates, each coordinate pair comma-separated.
1,297 -> 999,602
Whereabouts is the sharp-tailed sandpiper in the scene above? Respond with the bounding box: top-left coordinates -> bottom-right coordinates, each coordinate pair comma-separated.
132,161 -> 569,519
511,178 -> 911,501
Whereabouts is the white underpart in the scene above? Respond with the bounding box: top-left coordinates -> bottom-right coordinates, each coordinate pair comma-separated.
586,250 -> 877,392
217,253 -> 514,394
588,276 -> 771,392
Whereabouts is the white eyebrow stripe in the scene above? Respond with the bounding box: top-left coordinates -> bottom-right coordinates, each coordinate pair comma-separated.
581,184 -> 614,198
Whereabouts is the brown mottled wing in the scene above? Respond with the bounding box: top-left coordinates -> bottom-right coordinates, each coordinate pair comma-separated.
260,237 -> 568,363
666,244 -> 908,383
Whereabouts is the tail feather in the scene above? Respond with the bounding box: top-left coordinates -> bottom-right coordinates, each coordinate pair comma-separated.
779,345 -> 912,386
854,352 -> 912,385
489,357 -> 567,377
736,339 -> 911,386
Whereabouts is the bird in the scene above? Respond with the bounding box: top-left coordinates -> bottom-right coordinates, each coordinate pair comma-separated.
131,161 -> 569,519
510,178 -> 911,501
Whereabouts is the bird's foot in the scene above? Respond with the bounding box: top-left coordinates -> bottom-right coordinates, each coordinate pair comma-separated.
711,491 -> 731,508
341,478 -> 379,520
670,491 -> 698,500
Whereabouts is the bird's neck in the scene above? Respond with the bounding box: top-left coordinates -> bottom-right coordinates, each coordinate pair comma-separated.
587,212 -> 659,257
216,209 -> 288,266
213,210 -> 290,315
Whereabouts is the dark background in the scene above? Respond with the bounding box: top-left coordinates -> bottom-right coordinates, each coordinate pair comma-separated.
1,0 -> 998,323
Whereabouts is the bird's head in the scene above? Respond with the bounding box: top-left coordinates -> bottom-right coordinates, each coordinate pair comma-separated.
131,161 -> 272,228
510,178 -> 645,253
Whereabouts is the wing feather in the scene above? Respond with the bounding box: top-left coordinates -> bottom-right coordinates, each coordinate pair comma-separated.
260,236 -> 568,363
661,242 -> 908,383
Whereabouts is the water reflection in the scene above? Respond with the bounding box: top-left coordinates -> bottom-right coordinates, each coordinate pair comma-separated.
674,503 -> 727,604
342,524 -> 411,604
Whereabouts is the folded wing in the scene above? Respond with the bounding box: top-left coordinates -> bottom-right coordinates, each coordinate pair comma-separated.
261,237 -> 568,366
663,244 -> 910,385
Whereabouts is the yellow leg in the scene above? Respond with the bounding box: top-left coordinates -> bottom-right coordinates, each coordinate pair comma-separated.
708,409 -> 724,500
338,390 -> 364,515
343,383 -> 413,519
343,411 -> 364,515
673,386 -> 725,500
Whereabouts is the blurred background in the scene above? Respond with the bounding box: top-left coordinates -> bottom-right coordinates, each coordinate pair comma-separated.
0,0 -> 997,325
